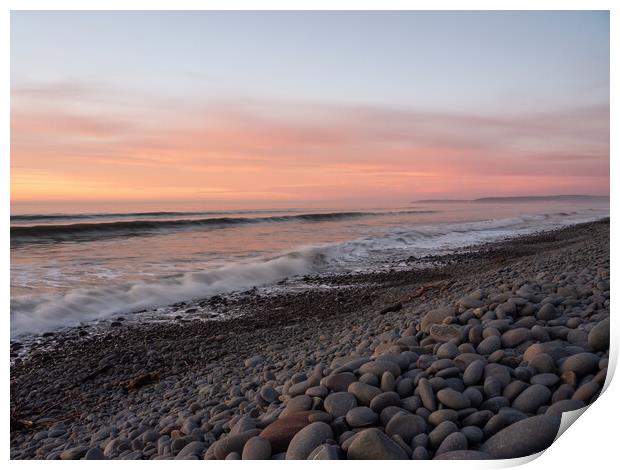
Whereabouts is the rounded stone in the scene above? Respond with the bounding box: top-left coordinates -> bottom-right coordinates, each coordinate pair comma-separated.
588,318 -> 610,352
480,415 -> 561,458
428,409 -> 458,427
323,392 -> 357,417
530,373 -> 560,387
348,382 -> 382,406
417,378 -> 437,412
259,411 -> 316,453
436,388 -> 471,410
435,432 -> 468,456
345,406 -> 378,428
476,336 -> 502,356
322,372 -> 357,392
501,328 -> 532,348
537,303 -> 557,321
213,429 -> 261,460
347,428 -> 408,459
369,391 -> 401,413
242,436 -> 272,460
429,421 -> 458,449
529,353 -> 555,374
545,399 -> 585,417
385,413 -> 426,442
359,360 -> 401,378
512,384 -> 552,414
560,352 -> 600,376
434,450 -> 491,460
307,444 -> 341,460
285,422 -> 333,460
463,360 -> 485,386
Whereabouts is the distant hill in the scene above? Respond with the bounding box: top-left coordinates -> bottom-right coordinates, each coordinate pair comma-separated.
473,195 -> 609,203
413,195 -> 608,203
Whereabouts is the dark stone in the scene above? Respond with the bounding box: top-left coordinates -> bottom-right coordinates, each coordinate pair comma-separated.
347,428 -> 408,459
480,415 -> 561,458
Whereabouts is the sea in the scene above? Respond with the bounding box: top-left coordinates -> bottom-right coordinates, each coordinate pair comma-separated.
10,196 -> 609,338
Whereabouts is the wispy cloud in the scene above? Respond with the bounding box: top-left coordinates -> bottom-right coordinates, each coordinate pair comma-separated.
11,81 -> 609,204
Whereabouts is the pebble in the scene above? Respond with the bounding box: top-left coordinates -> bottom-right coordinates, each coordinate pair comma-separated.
369,391 -> 401,413
421,307 -> 454,333
531,373 -> 560,387
259,411 -> 315,453
435,432 -> 468,455
348,382 -> 382,406
60,446 -> 89,460
347,428 -> 408,459
84,447 -> 104,460
417,378 -> 437,412
285,422 -> 333,460
10,221 -> 610,461
322,372 -> 356,392
481,415 -> 561,458
588,318 -> 610,351
324,392 -> 357,417
545,399 -> 585,417
476,336 -> 501,356
385,413 -> 426,442
463,360 -> 485,386
560,352 -> 601,376
308,444 -> 342,460
241,436 -> 272,460
345,406 -> 378,428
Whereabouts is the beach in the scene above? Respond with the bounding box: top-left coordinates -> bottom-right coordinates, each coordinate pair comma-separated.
10,218 -> 610,460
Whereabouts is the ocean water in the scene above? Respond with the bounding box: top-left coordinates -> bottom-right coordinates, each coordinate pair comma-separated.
10,197 -> 609,338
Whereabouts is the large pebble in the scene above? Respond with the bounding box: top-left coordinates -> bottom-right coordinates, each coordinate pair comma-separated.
560,352 -> 600,376
346,407 -> 378,427
435,432 -> 468,455
421,307 -> 454,333
322,372 -> 357,392
501,328 -> 532,348
359,361 -> 401,378
324,392 -> 357,417
512,384 -> 552,413
434,450 -> 491,459
480,415 -> 560,458
417,378 -> 437,412
347,428 -> 408,459
242,436 -> 272,460
369,391 -> 401,413
463,360 -> 485,386
259,411 -> 316,453
348,382 -> 382,406
213,429 -> 260,459
545,399 -> 585,417
436,388 -> 471,410
285,422 -> 333,460
476,336 -> 501,356
588,318 -> 610,352
385,413 -> 426,442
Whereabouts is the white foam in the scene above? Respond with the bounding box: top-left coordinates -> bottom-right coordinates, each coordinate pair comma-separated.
10,209 -> 608,338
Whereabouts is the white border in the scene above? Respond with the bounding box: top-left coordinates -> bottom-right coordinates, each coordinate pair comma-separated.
2,2 -> 615,469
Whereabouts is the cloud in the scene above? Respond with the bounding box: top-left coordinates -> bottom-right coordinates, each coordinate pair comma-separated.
10,81 -> 610,203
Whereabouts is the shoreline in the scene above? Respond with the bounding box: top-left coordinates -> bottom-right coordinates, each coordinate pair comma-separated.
10,218 -> 610,460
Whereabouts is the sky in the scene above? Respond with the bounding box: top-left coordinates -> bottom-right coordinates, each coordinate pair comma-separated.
10,11 -> 610,212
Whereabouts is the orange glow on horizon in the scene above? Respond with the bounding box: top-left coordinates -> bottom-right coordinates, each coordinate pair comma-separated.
10,91 -> 610,211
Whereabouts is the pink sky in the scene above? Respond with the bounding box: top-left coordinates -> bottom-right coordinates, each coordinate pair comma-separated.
11,84 -> 609,211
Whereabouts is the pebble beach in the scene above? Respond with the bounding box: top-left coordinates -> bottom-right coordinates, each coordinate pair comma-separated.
9,218 -> 610,460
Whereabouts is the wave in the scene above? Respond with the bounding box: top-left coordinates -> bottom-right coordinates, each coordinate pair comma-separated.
10,209 -> 608,337
10,208 -> 300,223
11,210 -> 437,243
